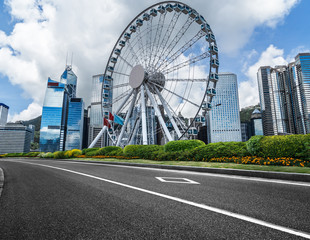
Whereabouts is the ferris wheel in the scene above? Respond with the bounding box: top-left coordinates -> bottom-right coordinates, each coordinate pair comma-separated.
101,1 -> 219,146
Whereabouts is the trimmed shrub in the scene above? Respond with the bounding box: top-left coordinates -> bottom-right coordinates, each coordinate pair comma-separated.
83,148 -> 100,156
43,152 -> 54,158
4,153 -> 23,157
246,135 -> 264,156
82,148 -> 99,155
164,140 -> 205,152
259,134 -> 310,159
53,151 -> 67,159
96,146 -> 123,156
123,145 -> 164,159
24,152 -> 40,157
189,142 -> 249,161
71,149 -> 82,157
123,145 -> 142,157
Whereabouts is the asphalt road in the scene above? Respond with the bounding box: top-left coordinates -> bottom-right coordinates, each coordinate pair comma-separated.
0,158 -> 309,240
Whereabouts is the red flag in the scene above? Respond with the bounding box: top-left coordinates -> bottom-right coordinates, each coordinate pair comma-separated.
109,112 -> 114,121
103,118 -> 111,128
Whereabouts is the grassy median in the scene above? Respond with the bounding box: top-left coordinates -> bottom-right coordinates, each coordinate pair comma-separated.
70,157 -> 310,174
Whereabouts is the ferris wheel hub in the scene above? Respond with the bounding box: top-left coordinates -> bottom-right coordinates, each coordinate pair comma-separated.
129,65 -> 145,89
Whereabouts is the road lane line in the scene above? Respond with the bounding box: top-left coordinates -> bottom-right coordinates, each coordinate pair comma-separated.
13,160 -> 310,239
28,159 -> 310,187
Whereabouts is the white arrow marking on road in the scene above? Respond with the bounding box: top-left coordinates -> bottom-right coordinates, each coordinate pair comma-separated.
156,177 -> 200,184
9,160 -> 310,239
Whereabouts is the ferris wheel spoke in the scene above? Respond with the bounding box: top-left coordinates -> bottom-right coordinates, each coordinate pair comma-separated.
149,81 -> 200,108
157,30 -> 205,71
164,78 -> 208,82
152,85 -> 182,138
163,52 -> 210,75
140,84 -> 148,145
144,84 -> 173,142
126,41 -> 142,66
136,27 -> 148,68
114,89 -> 134,114
150,12 -> 167,71
153,11 -> 181,69
118,54 -> 134,68
113,83 -> 129,89
157,16 -> 195,69
146,17 -> 153,69
113,71 -> 130,77
116,90 -> 137,146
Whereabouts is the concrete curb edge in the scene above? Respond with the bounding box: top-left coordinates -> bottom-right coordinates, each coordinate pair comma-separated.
60,159 -> 310,183
0,168 -> 4,197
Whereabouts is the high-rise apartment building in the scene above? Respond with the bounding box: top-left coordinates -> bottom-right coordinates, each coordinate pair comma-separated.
65,98 -> 84,150
39,78 -> 68,152
0,103 -> 9,126
257,53 -> 310,135
209,73 -> 242,143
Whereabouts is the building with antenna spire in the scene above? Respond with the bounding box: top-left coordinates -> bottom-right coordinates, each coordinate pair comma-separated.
40,64 -> 84,152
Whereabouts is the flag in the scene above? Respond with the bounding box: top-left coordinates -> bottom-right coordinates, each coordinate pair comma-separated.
109,112 -> 114,121
103,118 -> 111,128
114,114 -> 124,125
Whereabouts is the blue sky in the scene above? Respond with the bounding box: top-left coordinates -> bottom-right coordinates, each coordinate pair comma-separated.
0,0 -> 309,121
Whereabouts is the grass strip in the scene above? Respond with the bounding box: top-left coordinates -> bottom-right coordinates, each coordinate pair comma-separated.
70,158 -> 310,174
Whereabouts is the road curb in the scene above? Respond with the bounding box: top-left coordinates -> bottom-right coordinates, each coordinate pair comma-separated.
59,159 -> 310,183
0,168 -> 4,197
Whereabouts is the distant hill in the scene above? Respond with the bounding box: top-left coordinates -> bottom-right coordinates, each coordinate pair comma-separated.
240,104 -> 260,123
22,115 -> 41,131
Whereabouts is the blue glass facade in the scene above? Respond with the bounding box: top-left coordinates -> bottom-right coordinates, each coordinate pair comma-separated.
40,78 -> 68,152
258,53 -> 310,135
210,73 -> 242,142
295,53 -> 310,133
65,98 -> 84,150
61,65 -> 77,99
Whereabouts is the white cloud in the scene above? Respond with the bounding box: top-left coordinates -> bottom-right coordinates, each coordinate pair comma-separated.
8,102 -> 42,122
0,0 -> 299,120
239,44 -> 288,108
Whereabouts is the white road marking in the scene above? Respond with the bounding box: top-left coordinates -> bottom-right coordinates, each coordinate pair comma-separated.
28,159 -> 310,187
10,160 -> 310,239
156,177 -> 200,184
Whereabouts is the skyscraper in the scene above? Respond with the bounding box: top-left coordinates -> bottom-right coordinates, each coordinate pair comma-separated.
0,103 -> 9,126
65,98 -> 84,150
39,78 -> 68,152
294,53 -> 310,133
60,65 -> 77,99
257,53 -> 310,135
209,73 -> 242,143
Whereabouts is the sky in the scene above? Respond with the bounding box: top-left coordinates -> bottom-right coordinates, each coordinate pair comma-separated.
0,0 -> 309,122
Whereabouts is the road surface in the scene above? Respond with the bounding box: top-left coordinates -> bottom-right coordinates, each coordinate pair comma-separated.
0,158 -> 309,239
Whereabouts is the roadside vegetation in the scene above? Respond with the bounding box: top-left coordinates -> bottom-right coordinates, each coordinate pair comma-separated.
1,135 -> 309,171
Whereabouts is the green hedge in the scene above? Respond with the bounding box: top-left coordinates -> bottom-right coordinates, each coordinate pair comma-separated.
124,145 -> 164,159
189,141 -> 249,161
96,146 -> 123,156
164,140 -> 205,152
246,135 -> 264,156
259,134 -> 310,159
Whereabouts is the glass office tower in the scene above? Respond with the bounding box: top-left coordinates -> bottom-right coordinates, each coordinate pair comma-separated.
257,54 -> 310,135
0,103 -> 9,126
60,65 -> 77,99
209,73 -> 242,142
65,98 -> 84,150
40,78 -> 68,152
295,53 -> 310,133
